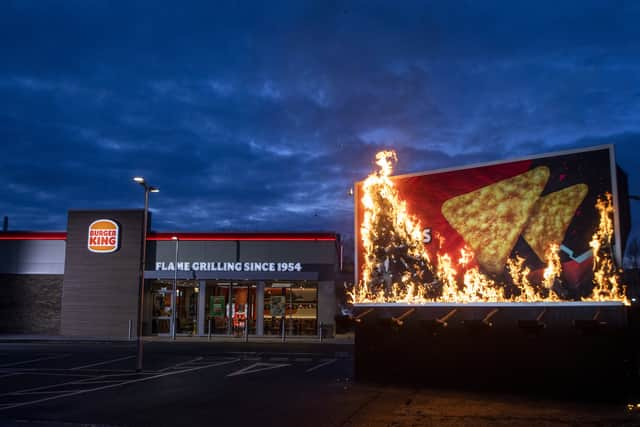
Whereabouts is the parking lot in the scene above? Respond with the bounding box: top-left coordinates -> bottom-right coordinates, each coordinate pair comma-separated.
0,341 -> 357,426
0,340 -> 638,426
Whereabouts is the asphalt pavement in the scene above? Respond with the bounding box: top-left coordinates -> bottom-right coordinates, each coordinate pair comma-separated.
0,341 -> 637,426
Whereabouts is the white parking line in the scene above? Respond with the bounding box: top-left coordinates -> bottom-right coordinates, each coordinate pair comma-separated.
293,358 -> 313,362
70,355 -> 135,370
226,362 -> 290,377
14,390 -> 83,396
0,373 -> 20,379
73,379 -> 129,385
13,372 -> 92,378
157,357 -> 203,372
0,354 -> 70,368
0,370 -> 150,398
0,373 -> 113,398
0,368 -> 136,374
305,358 -> 336,373
0,358 -> 240,411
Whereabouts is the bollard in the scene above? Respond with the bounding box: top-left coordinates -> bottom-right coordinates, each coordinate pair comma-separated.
319,322 -> 323,343
245,317 -> 249,343
208,318 -> 212,341
128,319 -> 133,341
281,318 -> 286,343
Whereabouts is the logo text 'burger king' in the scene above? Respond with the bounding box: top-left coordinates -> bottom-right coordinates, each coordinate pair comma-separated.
88,219 -> 119,253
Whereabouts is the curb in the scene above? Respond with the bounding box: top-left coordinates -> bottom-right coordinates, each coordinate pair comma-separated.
0,335 -> 355,345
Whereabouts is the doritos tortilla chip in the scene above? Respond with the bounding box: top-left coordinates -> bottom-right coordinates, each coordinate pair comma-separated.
442,167 -> 550,274
522,184 -> 588,261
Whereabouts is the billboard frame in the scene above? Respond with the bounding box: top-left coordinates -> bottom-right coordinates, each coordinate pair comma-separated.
353,144 -> 622,285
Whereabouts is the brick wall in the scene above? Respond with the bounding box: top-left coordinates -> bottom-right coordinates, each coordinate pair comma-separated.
0,274 -> 63,334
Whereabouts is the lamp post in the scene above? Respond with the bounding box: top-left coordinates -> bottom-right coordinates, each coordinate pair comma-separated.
628,195 -> 640,303
133,176 -> 159,372
171,236 -> 179,340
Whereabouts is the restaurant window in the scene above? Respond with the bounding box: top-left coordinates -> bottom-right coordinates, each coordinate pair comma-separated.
264,282 -> 317,336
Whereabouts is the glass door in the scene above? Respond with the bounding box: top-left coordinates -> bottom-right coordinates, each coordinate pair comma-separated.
175,281 -> 199,335
205,282 -> 256,336
206,283 -> 230,335
151,282 -> 172,335
230,284 -> 256,336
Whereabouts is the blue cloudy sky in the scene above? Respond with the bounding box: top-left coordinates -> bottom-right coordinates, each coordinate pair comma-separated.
2,1 -> 640,244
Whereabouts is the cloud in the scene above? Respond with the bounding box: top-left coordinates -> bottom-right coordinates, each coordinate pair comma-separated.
1,1 -> 640,241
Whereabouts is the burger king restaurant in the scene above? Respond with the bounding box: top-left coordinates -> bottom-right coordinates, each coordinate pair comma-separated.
0,210 -> 341,339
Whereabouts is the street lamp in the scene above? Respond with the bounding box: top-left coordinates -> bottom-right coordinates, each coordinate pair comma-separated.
171,236 -> 179,340
133,176 -> 159,371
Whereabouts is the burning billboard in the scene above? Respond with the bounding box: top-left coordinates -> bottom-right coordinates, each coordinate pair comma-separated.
352,145 -> 628,304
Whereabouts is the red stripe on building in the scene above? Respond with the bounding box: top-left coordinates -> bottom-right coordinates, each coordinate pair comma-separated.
0,232 -> 338,242
147,232 -> 338,241
0,232 -> 67,240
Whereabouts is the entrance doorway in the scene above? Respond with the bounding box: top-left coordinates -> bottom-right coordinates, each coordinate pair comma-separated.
205,283 -> 257,336
174,281 -> 199,335
151,282 -> 172,334
150,280 -> 199,336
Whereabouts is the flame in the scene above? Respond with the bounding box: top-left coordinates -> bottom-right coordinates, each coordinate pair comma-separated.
506,255 -> 539,302
357,150 -> 433,303
351,151 -> 628,305
582,193 -> 629,304
541,244 -> 562,301
461,267 -> 505,302
437,253 -> 459,302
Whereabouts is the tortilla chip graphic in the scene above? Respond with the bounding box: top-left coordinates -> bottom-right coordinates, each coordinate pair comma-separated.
441,166 -> 550,274
522,184 -> 588,262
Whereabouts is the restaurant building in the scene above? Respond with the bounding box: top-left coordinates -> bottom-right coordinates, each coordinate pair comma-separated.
0,210 -> 341,338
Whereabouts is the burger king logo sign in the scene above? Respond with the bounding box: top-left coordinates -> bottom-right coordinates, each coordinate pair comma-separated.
88,219 -> 120,253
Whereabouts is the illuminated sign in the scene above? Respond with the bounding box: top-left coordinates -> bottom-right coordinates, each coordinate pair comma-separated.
88,219 -> 119,253
155,261 -> 303,272
353,145 -> 627,304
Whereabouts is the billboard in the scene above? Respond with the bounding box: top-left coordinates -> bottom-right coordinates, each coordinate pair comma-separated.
353,145 -> 627,304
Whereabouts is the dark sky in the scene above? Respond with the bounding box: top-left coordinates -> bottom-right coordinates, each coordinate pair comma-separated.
2,1 -> 640,243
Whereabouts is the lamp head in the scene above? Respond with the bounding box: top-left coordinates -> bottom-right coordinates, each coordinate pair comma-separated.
133,176 -> 145,184
171,236 -> 178,241
150,187 -> 160,193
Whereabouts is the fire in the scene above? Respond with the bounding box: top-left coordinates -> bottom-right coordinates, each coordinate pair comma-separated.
506,255 -> 539,302
541,244 -> 562,301
350,150 -> 629,305
435,248 -> 505,303
437,253 -> 458,302
356,150 -> 434,303
582,193 -> 628,304
461,266 -> 505,302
